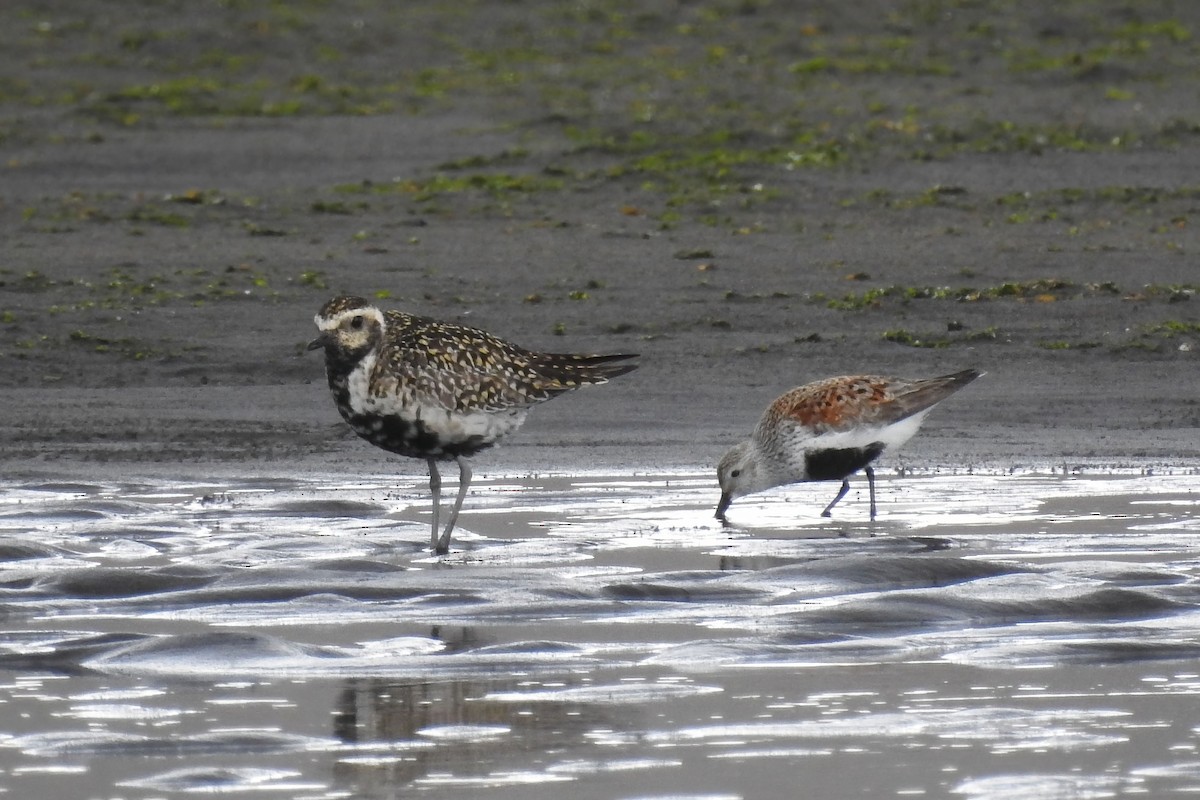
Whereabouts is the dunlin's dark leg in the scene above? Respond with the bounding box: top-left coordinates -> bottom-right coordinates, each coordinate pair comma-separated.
821,479 -> 851,517
426,458 -> 442,553
865,466 -> 877,521
435,457 -> 472,555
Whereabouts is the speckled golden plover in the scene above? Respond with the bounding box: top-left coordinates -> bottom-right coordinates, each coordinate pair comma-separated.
308,295 -> 638,554
716,369 -> 982,522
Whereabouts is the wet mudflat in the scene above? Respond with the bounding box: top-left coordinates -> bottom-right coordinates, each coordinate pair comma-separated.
4,1 -> 1200,797
0,469 -> 1198,799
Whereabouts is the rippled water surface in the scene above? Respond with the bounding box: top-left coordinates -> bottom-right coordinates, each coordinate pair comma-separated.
1,468 -> 1198,799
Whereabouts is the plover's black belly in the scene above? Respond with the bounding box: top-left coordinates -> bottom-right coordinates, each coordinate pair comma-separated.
346,410 -> 493,460
804,442 -> 885,481
328,377 -> 513,460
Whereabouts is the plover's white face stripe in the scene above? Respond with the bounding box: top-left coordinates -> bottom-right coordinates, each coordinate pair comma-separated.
313,304 -> 387,357
315,305 -> 386,332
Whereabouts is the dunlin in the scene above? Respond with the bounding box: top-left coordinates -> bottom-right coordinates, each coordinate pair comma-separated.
716,369 -> 982,521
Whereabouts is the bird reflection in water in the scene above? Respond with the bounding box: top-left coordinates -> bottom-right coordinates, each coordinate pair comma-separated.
330,626 -> 621,794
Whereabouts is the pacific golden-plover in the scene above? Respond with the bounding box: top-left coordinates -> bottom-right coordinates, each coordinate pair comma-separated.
308,295 -> 638,554
716,369 -> 982,521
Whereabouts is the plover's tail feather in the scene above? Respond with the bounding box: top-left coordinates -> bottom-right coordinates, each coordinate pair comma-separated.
531,352 -> 640,386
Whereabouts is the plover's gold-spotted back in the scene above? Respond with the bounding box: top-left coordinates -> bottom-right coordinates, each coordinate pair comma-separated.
374,308 -> 637,415
717,369 -> 982,521
308,295 -> 638,554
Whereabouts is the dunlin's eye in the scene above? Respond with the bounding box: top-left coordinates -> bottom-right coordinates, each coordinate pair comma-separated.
730,469 -> 741,478
350,315 -> 364,330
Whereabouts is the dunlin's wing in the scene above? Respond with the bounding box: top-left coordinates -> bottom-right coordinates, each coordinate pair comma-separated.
872,369 -> 983,425
763,375 -> 896,434
763,369 -> 982,434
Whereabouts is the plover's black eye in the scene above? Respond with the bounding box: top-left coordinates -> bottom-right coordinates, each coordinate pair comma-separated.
730,469 -> 741,478
350,315 -> 364,330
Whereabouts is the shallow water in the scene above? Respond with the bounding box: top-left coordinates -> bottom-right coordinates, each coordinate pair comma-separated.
0,468 -> 1198,799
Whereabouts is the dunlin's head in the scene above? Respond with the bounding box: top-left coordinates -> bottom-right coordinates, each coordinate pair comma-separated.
715,440 -> 764,520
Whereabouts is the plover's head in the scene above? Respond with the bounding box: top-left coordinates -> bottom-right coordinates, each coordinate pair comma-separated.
715,440 -> 762,520
307,295 -> 386,363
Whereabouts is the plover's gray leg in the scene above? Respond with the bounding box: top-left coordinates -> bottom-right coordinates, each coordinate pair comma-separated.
427,458 -> 442,553
435,457 -> 472,555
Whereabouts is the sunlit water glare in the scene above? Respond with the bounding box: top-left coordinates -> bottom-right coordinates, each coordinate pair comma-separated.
0,467 -> 1196,798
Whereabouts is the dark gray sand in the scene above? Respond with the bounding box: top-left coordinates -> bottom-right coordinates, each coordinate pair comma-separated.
2,0 -> 1198,480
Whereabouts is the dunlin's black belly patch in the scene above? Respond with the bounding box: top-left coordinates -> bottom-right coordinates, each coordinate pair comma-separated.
805,442 -> 885,481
